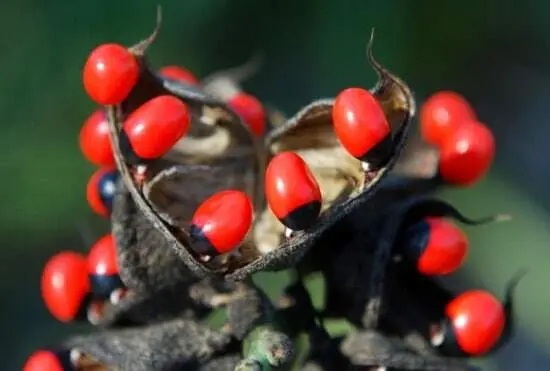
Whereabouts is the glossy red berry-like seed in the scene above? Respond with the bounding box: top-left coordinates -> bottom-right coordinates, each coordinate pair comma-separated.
228,93 -> 266,137
445,290 -> 505,356
332,87 -> 391,167
265,152 -> 322,230
79,109 -> 114,167
41,251 -> 90,322
420,91 -> 476,147
86,168 -> 119,217
404,217 -> 468,276
122,95 -> 191,160
23,350 -> 65,371
160,65 -> 199,85
83,43 -> 139,105
87,234 -> 118,276
87,234 -> 125,300
190,190 -> 253,256
438,120 -> 495,186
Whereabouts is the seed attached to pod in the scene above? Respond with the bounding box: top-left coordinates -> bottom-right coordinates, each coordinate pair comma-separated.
190,190 -> 253,259
228,92 -> 266,137
41,251 -> 91,322
159,65 -> 199,85
438,120 -> 495,186
87,234 -> 126,303
433,290 -> 505,356
121,95 -> 190,162
332,87 -> 391,169
79,109 -> 114,167
265,152 -> 322,231
86,168 -> 119,217
420,91 -> 476,147
82,43 -> 139,105
23,349 -> 72,371
401,217 -> 468,276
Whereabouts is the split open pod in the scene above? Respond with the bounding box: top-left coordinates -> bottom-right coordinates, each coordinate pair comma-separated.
102,23 -> 416,305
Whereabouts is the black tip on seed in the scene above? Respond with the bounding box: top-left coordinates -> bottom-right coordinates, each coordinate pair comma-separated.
98,171 -> 119,212
436,318 -> 468,357
189,224 -> 220,257
359,134 -> 393,170
118,130 -> 149,166
399,220 -> 430,261
281,201 -> 322,231
89,274 -> 125,300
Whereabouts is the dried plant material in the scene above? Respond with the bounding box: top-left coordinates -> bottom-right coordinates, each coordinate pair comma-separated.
341,330 -> 479,371
227,34 -> 416,281
32,12 -> 517,371
66,318 -> 234,371
96,285 -> 207,328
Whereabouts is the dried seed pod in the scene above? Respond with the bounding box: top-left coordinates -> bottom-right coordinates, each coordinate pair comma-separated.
104,17 -> 265,286
94,284 -> 208,328
96,27 -> 418,291
111,183 -> 200,293
227,32 -> 416,281
361,197 -> 509,329
225,280 -> 276,340
65,318 -> 235,371
198,354 -> 242,371
340,330 -> 479,371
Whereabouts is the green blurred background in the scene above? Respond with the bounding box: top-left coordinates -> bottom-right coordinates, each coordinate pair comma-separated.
3,0 -> 550,369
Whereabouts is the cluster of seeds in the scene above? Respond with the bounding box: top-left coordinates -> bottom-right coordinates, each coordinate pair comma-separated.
23,16 -> 520,371
30,234 -> 125,369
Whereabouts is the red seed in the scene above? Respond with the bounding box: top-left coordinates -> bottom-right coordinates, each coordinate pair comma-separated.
190,190 -> 253,255
87,234 -> 118,276
420,91 -> 476,147
228,93 -> 266,137
23,350 -> 64,371
41,251 -> 90,322
86,168 -> 118,218
445,290 -> 505,355
265,152 -> 322,230
160,65 -> 199,85
332,87 -> 391,164
83,43 -> 139,105
122,95 -> 190,159
79,109 -> 115,167
416,218 -> 468,276
438,120 -> 495,186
